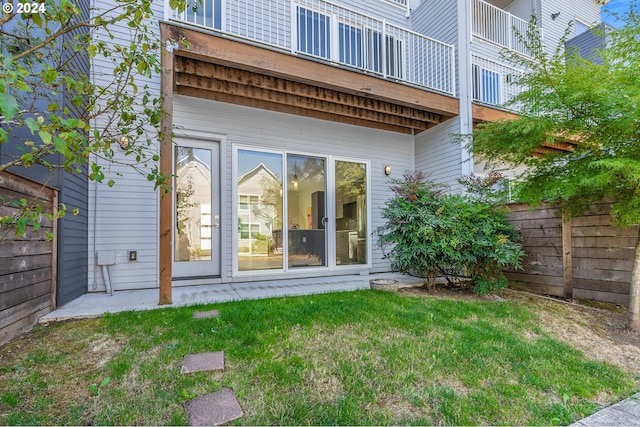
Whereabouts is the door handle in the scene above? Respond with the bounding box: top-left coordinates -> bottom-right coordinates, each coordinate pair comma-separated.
321,217 -> 328,226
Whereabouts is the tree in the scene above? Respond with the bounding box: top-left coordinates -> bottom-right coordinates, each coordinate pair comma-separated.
470,7 -> 640,330
0,0 -> 189,235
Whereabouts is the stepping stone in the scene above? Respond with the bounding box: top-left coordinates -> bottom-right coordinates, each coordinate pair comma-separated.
184,388 -> 243,426
181,351 -> 224,374
193,310 -> 220,319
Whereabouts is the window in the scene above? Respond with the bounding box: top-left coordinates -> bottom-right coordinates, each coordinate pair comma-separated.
297,7 -> 331,59
239,195 -> 259,211
575,19 -> 590,36
339,23 -> 363,67
363,30 -> 403,77
472,65 -> 501,105
184,0 -> 222,30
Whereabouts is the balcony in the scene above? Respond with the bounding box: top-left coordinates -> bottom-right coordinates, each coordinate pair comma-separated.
472,0 -> 540,57
167,0 -> 455,96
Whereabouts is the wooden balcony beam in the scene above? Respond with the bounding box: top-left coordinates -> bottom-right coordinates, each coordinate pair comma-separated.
161,22 -> 458,134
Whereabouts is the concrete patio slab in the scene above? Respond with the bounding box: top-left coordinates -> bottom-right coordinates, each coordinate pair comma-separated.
39,273 -> 423,323
193,310 -> 220,319
570,393 -> 640,426
184,388 -> 243,426
181,351 -> 225,374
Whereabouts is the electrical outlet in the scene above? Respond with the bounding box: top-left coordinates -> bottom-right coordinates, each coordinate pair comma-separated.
128,251 -> 137,261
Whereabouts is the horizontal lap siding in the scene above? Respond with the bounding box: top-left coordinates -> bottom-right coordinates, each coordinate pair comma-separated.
414,118 -> 462,189
539,0 -> 602,56
88,0 -> 163,292
0,172 -> 56,346
173,95 -> 414,278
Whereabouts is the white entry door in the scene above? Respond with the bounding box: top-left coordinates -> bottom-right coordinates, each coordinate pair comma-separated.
173,139 -> 220,278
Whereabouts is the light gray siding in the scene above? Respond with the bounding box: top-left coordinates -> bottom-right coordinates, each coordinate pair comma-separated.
411,0 -> 458,45
173,95 -> 415,279
565,23 -> 606,64
414,117 -> 462,189
539,0 -> 602,56
88,0 -> 164,292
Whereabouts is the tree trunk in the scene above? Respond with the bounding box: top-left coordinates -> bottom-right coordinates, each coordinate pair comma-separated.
628,234 -> 640,331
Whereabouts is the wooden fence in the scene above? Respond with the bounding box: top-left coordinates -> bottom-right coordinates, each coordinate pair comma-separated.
505,203 -> 638,306
0,172 -> 58,347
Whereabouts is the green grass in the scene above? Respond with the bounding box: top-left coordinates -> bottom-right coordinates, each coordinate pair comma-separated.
0,290 -> 636,425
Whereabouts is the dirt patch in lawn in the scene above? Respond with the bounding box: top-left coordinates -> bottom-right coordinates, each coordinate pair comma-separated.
401,284 -> 640,376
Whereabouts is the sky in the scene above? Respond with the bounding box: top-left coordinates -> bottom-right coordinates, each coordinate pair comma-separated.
601,0 -> 634,26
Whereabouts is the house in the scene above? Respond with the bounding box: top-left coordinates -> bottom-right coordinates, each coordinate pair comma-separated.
82,0 -> 606,304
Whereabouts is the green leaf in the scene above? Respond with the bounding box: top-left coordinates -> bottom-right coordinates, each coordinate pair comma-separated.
53,136 -> 68,155
38,130 -> 52,144
0,93 -> 19,121
24,118 -> 39,133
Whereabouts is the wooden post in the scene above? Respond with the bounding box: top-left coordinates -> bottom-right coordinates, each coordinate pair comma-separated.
159,24 -> 175,305
562,209 -> 573,299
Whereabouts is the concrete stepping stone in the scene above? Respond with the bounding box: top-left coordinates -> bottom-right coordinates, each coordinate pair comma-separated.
181,351 -> 225,373
184,387 -> 243,426
193,310 -> 220,319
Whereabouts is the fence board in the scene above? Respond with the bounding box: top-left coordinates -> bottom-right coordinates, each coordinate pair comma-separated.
572,225 -> 638,238
573,277 -> 630,294
0,280 -> 51,311
573,289 -> 629,306
0,172 -> 56,347
0,268 -> 51,294
573,258 -> 632,271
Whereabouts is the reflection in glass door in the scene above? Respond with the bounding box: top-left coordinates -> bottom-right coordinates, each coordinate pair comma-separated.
335,160 -> 367,265
287,154 -> 327,268
236,149 -> 284,271
173,141 -> 220,278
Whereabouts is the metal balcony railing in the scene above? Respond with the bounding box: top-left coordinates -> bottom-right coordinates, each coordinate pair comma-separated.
471,54 -> 525,110
168,0 -> 456,96
472,0 -> 539,57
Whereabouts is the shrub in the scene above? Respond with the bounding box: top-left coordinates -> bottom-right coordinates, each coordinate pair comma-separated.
378,171 -> 524,294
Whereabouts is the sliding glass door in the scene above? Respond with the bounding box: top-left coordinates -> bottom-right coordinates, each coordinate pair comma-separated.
334,160 -> 367,265
287,154 -> 327,268
236,149 -> 283,271
235,148 -> 367,273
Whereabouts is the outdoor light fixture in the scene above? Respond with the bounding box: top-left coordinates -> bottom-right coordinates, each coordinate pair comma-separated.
119,136 -> 130,150
551,12 -> 560,20
384,165 -> 391,176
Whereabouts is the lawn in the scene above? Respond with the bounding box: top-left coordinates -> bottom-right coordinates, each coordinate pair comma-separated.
0,290 -> 637,425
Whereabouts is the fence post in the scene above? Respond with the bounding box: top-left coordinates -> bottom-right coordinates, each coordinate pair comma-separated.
562,208 -> 573,299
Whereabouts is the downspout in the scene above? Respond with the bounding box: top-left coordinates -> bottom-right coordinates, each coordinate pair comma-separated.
91,0 -> 98,290
102,264 -> 113,295
458,0 -> 474,177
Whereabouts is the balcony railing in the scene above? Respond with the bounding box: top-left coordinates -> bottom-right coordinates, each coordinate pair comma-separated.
472,0 -> 539,57
168,0 -> 455,96
471,54 -> 525,110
